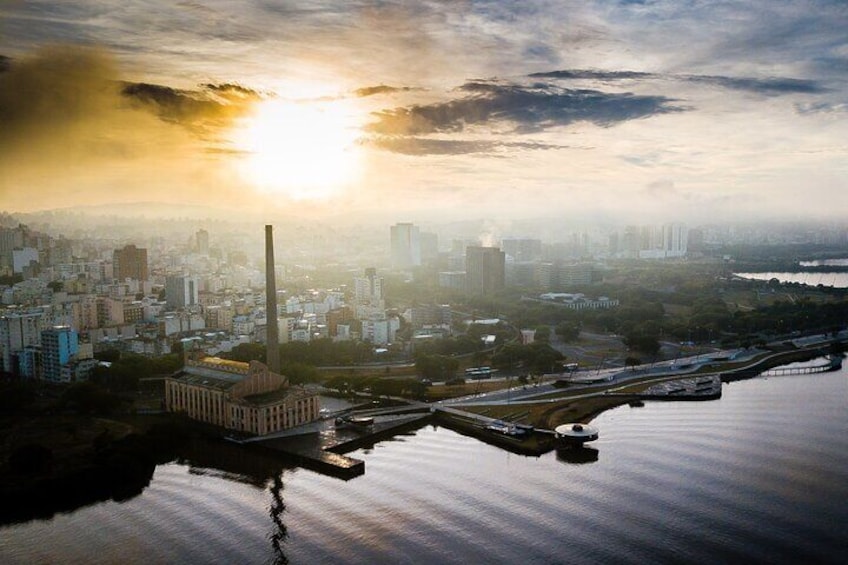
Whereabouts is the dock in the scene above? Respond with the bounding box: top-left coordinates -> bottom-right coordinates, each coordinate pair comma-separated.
247,412 -> 430,479
762,354 -> 842,376
622,374 -> 723,401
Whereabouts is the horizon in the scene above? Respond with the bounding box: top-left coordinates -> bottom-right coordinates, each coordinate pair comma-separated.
2,2 -> 848,225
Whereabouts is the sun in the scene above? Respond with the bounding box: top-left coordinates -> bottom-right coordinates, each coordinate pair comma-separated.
232,97 -> 362,200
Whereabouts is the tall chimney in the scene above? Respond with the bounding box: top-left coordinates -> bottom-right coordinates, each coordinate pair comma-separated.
265,225 -> 281,374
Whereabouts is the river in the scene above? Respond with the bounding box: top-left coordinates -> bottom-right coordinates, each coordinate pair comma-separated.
2,366 -> 847,564
735,271 -> 848,288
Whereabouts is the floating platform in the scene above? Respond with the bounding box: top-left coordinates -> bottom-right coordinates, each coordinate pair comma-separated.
554,423 -> 599,447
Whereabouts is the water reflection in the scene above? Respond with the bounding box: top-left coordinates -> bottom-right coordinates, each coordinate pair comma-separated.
269,474 -> 288,565
556,446 -> 599,465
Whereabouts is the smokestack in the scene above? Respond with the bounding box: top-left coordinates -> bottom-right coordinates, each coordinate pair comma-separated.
265,225 -> 281,374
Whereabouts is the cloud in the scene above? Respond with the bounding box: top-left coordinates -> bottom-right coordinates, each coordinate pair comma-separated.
0,45 -> 250,211
354,85 -> 419,97
366,81 -> 681,137
530,68 -> 827,95
365,136 -> 567,156
120,81 -> 259,134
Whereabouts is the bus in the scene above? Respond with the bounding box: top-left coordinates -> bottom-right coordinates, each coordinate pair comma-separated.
465,366 -> 494,379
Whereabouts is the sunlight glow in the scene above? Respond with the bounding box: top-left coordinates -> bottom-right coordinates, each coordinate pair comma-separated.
232,98 -> 362,200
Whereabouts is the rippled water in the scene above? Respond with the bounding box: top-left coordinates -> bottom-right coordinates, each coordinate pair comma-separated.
3,369 -> 848,564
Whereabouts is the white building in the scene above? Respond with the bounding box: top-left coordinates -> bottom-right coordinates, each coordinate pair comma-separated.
390,223 -> 421,269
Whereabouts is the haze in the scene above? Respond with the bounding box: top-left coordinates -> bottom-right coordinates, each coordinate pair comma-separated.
2,1 -> 847,226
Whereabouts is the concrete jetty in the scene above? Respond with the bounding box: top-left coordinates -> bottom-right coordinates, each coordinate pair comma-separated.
249,412 -> 430,479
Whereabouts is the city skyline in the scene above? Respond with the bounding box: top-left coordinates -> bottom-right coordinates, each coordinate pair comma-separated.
2,2 -> 848,225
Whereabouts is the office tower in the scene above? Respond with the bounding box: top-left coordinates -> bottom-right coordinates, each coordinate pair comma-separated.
420,232 -> 439,263
265,225 -> 280,374
465,246 -> 505,296
113,244 -> 149,281
165,275 -> 199,310
196,229 -> 210,255
41,325 -> 79,382
390,223 -> 421,268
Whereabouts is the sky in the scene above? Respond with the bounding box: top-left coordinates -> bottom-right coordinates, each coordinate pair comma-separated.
1,1 -> 847,226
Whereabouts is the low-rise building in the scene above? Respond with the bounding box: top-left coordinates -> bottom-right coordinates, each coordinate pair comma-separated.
165,355 -> 320,436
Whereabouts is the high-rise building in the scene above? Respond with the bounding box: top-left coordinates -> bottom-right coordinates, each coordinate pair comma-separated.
165,275 -> 199,310
662,223 -> 688,257
465,246 -> 505,296
390,223 -> 421,269
353,267 -> 386,319
501,238 -> 542,262
420,232 -> 439,263
113,244 -> 149,281
196,229 -> 210,255
41,326 -> 79,383
0,311 -> 43,374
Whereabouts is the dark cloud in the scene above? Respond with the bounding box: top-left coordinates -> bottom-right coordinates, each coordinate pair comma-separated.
367,82 -> 680,136
366,136 -> 566,156
0,55 -> 10,73
530,68 -> 827,95
684,74 -> 826,94
0,46 -> 119,140
354,85 -> 418,97
121,82 -> 258,130
529,70 -> 651,80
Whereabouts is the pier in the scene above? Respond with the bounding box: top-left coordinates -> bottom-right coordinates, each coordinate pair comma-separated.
245,411 -> 431,479
762,355 -> 842,376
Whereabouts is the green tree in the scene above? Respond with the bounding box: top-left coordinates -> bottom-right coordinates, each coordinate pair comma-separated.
625,356 -> 641,371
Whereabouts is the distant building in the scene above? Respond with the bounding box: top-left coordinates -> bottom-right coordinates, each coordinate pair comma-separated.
113,244 -> 149,281
420,232 -> 439,263
12,247 -> 39,274
558,263 -> 595,287
662,223 -> 688,257
353,268 -> 385,319
520,329 -> 536,345
465,246 -> 505,296
41,326 -> 79,383
165,355 -> 320,436
195,229 -> 210,255
501,238 -> 542,262
166,275 -> 199,310
390,223 -> 421,269
438,271 -> 466,291
0,311 -> 42,374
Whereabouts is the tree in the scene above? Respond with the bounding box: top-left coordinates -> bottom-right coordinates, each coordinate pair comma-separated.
625,356 -> 641,371
415,354 -> 459,380
623,332 -> 660,356
555,322 -> 580,342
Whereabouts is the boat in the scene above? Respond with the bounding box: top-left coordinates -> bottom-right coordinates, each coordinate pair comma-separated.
485,420 -> 529,438
554,423 -> 599,447
334,415 -> 374,430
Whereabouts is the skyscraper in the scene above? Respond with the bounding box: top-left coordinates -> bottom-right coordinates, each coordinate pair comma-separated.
196,229 -> 210,255
113,244 -> 149,281
390,223 -> 421,269
465,246 -> 505,296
